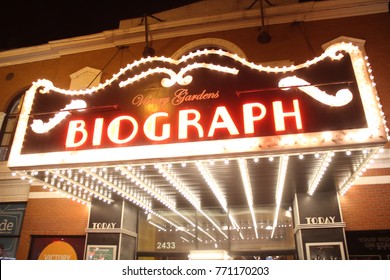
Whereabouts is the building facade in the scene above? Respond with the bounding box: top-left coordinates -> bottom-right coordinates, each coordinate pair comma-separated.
0,0 -> 389,260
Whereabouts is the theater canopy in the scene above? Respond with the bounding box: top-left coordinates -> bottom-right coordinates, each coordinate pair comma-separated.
7,41 -> 388,231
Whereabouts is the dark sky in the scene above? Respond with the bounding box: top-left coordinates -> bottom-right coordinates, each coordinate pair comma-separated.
1,0 -> 201,51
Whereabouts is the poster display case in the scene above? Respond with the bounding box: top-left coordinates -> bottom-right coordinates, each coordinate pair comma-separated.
306,242 -> 345,260
86,245 -> 117,260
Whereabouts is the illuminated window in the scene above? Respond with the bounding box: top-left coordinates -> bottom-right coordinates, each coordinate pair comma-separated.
0,90 -> 26,160
172,38 -> 246,59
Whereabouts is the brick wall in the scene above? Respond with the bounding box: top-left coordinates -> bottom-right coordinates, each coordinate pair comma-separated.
16,194 -> 89,260
340,183 -> 390,231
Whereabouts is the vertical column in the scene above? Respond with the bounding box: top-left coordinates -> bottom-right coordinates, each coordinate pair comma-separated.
85,193 -> 138,260
293,191 -> 348,260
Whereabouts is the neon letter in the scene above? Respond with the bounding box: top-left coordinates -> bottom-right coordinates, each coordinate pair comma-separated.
178,109 -> 204,139
208,106 -> 239,137
92,118 -> 104,146
66,120 -> 88,148
273,99 -> 303,131
243,103 -> 267,134
144,112 -> 170,141
107,116 -> 138,144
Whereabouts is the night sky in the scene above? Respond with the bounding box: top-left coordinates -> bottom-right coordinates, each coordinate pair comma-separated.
1,0 -> 201,51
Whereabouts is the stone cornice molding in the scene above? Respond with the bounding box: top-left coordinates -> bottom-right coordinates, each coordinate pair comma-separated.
0,0 -> 387,67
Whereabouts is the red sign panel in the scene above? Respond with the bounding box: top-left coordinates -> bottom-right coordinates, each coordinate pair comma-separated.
8,42 -> 387,169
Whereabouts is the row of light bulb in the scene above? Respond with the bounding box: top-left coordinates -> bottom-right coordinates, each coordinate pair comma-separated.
14,147 -> 381,202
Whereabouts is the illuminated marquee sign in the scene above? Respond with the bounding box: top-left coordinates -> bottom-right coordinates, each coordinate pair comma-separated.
8,41 -> 388,169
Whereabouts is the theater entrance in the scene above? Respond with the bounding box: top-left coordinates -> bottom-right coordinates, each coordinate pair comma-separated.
136,206 -> 296,260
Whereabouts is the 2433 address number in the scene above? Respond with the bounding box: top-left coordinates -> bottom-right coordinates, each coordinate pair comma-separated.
156,242 -> 176,250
